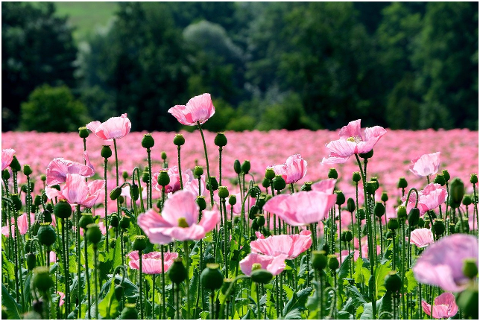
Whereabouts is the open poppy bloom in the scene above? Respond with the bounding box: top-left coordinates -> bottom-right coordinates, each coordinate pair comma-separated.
421,292 -> 458,319
409,228 -> 434,248
46,152 -> 95,186
2,149 -> 15,170
168,93 -> 215,126
127,251 -> 178,274
413,234 -> 478,292
86,113 -> 131,141
48,174 -> 104,208
250,230 -> 312,259
138,190 -> 220,243
409,152 -> 441,177
239,253 -> 288,276
271,154 -> 307,184
321,119 -> 386,164
403,183 -> 447,215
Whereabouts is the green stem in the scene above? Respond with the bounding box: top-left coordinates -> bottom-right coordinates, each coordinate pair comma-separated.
139,250 -> 144,319
219,147 -> 223,186
76,205 -> 82,319
161,245 -> 166,319
104,158 -> 109,253
84,229 -> 91,319
94,245 -> 99,320
184,241 -> 191,319
197,122 -> 214,206
147,148 -> 153,208
177,146 -> 183,190
256,282 -> 261,319
152,274 -> 156,320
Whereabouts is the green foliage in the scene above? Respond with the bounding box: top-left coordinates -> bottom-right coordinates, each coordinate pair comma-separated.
19,84 -> 89,132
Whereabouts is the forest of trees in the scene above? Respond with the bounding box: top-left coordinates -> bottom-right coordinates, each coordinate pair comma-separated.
2,2 -> 478,132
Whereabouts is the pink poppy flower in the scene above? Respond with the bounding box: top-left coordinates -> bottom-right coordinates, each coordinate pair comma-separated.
409,152 -> 441,177
153,167 -> 195,194
311,179 -> 337,194
57,291 -> 65,307
127,251 -> 178,274
421,292 -> 458,319
321,119 -> 387,164
86,113 -> 131,141
271,154 -> 307,184
263,191 -> 337,226
250,230 -> 312,259
2,149 -> 15,171
46,152 -> 95,186
403,183 -> 447,215
59,174 -> 105,207
413,234 -> 478,292
168,93 -> 215,126
239,253 -> 288,276
1,213 -> 35,237
137,190 -> 220,242
48,251 -> 57,265
410,228 -> 434,248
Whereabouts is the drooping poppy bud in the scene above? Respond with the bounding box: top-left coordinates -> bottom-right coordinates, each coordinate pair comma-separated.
449,178 -> 465,209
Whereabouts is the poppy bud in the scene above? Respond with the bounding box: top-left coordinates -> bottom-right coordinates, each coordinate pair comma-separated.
470,174 -> 478,184
241,160 -> 251,174
407,208 -> 420,227
249,205 -> 259,219
384,271 -> 401,293
218,186 -> 229,199
120,172 -> 128,181
196,196 -> 207,211
301,181 -> 312,192
37,223 -> 56,247
442,170 -> 450,182
201,263 -> 224,290
86,224 -> 102,244
251,269 -> 273,284
193,166 -> 204,178
11,194 -> 22,211
312,250 -> 328,271
343,230 -> 353,242
397,177 -> 408,189
32,266 -> 53,292
265,168 -> 275,180
214,133 -> 227,147
433,219 -> 445,236
207,177 -> 218,191
449,178 -> 465,209
101,145 -> 112,159
132,235 -> 147,252
434,174 -> 445,186
110,186 -> 122,200
172,134 -> 185,146
79,213 -> 94,230
256,215 -> 265,227
463,195 -> 472,206
26,253 -> 36,271
352,172 -> 361,183
115,284 -> 124,301
397,205 -> 407,220
228,195 -> 236,206
34,195 -> 42,207
2,169 -> 10,180
328,168 -> 338,179
168,258 -> 187,284
356,208 -> 366,221
273,175 -> 286,191
327,254 -> 339,271
359,149 -> 373,159
130,184 -> 139,201
234,160 -> 241,174
54,200 -> 71,219
40,174 -> 46,182
463,259 -> 478,279
381,192 -> 388,203
10,156 -> 21,172
119,303 -> 138,320
256,195 -> 266,209
77,126 -> 89,139
374,202 -> 385,218
157,171 -> 170,187
110,214 -> 119,228
142,170 -> 150,183
140,133 -> 154,149
456,287 -> 478,319
366,181 -> 377,194
261,178 -> 270,188
335,191 -> 345,205
221,278 -> 233,295
23,165 -> 32,176
347,198 -> 355,213
120,217 -> 130,229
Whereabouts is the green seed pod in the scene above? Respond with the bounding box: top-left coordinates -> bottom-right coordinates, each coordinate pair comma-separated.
233,160 -> 241,174
359,149 -> 374,159
397,206 -> 407,221
265,168 -> 276,180
228,195 -> 237,206
121,171 -> 129,180
249,205 -> 259,220
241,160 -> 251,174
356,208 -> 366,221
120,216 -> 130,230
433,219 -> 445,236
168,258 -> 187,284
407,208 -> 420,227
424,211 -> 437,221
386,218 -> 399,231
384,271 -> 402,293
221,278 -> 233,295
79,213 -> 94,230
115,284 -> 124,301
45,203 -> 53,212
173,134 -> 185,146
201,263 -> 224,290
23,165 -> 33,176
161,151 -> 167,161
110,214 -> 119,228
32,266 -> 53,292
397,177 -> 408,189
347,198 -> 355,213
142,133 -> 155,149
301,181 -> 312,192
218,186 -> 229,199
470,174 -> 478,184
344,230 -> 353,242
214,133 -> 227,147
192,166 -> 203,178
142,170 -> 150,183
449,178 -> 465,209
352,172 -> 361,183
261,178 -> 270,188
78,126 -> 89,139
119,303 -> 138,320
53,200 -> 71,219
434,174 -> 446,186
456,287 -> 479,319
251,269 -> 273,284
130,184 -> 139,201
157,170 -> 170,187
207,177 -> 218,191
110,186 -> 122,200
312,250 -> 328,271
251,219 -> 259,231
11,194 -> 22,211
328,168 -> 338,179
132,235 -> 147,252
442,170 -> 450,182
256,195 -> 266,209
366,181 -> 377,194
463,195 -> 472,206
37,223 -> 56,246
374,202 -> 386,218
86,224 -> 102,244
335,191 -> 345,205
101,145 -> 113,159
2,169 -> 11,180
26,253 -> 36,271
381,192 -> 388,203
196,196 -> 207,211
10,156 -> 21,172
256,215 -> 265,227
272,175 -> 286,191
327,254 -> 339,271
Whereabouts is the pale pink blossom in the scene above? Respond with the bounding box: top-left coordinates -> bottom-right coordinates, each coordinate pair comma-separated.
46,152 -> 95,186
410,228 -> 434,248
1,213 -> 35,237
2,149 -> 15,171
409,152 -> 441,177
239,253 -> 287,276
271,154 -> 307,184
59,174 -> 104,207
138,190 -> 220,242
86,113 -> 131,141
263,191 -> 337,226
403,183 -> 448,215
311,179 -> 337,194
413,234 -> 478,292
168,93 -> 215,126
321,119 -> 387,164
57,291 -> 65,307
127,251 -> 178,274
250,230 -> 312,259
421,292 -> 458,319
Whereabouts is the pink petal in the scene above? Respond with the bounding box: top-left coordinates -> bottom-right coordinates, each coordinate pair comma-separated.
162,190 -> 199,227
311,179 -> 336,194
410,228 -> 434,248
95,114 -> 131,140
338,119 -> 362,139
2,149 -> 15,171
409,152 -> 441,177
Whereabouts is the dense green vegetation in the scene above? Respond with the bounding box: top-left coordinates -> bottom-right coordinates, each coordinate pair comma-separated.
2,2 -> 478,132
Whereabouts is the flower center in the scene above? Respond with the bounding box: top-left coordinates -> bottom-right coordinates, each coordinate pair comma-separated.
252,263 -> 262,271
347,136 -> 362,144
178,217 -> 189,228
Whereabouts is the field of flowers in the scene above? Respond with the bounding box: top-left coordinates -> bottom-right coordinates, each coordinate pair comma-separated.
1,93 -> 479,320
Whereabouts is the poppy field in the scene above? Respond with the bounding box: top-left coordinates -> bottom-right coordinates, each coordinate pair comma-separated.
1,93 -> 479,320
